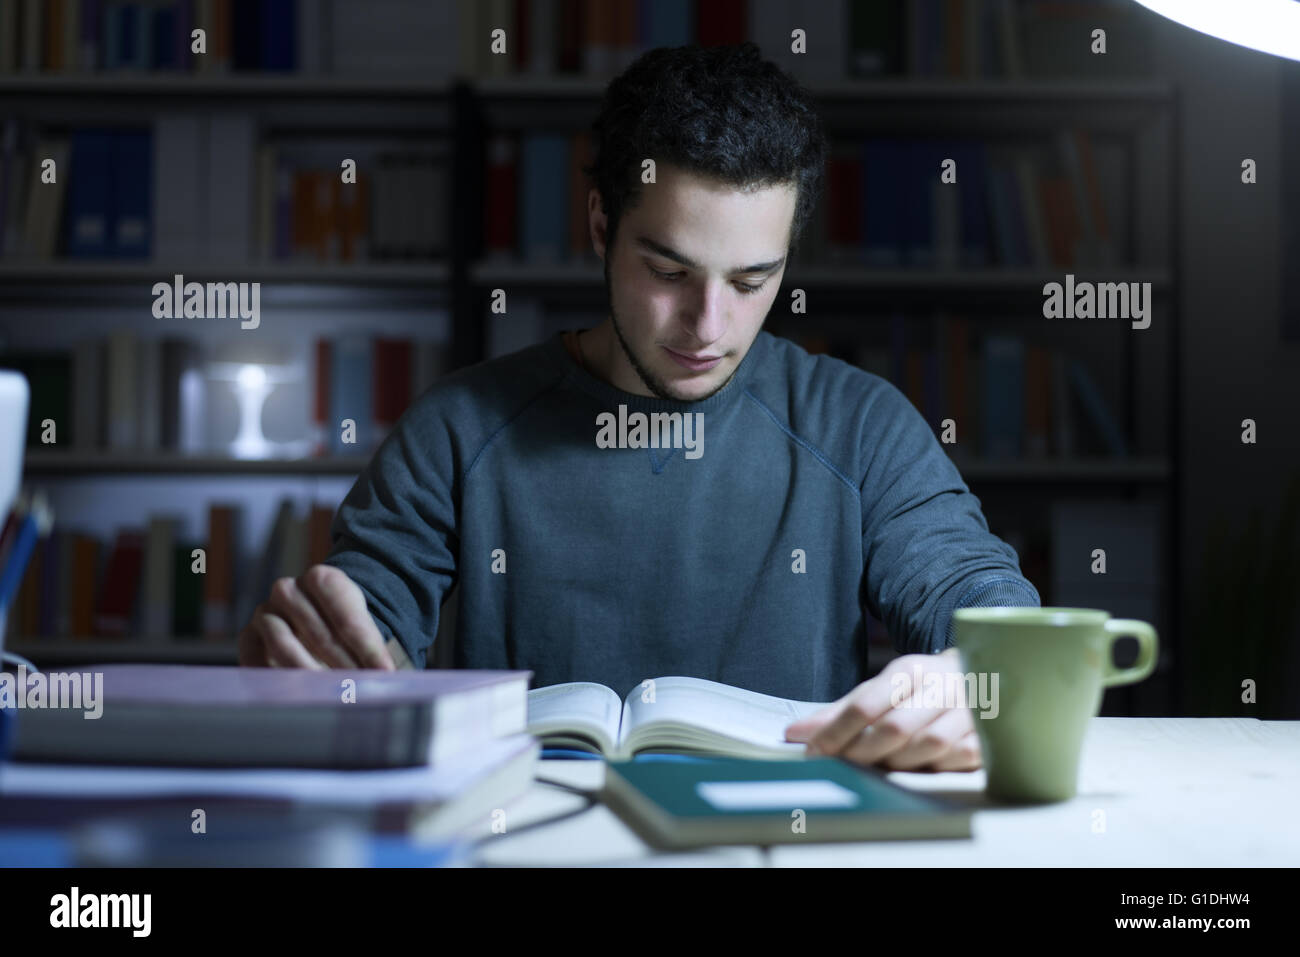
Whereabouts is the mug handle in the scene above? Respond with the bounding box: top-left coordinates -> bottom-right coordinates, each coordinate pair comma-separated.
1101,618 -> 1159,687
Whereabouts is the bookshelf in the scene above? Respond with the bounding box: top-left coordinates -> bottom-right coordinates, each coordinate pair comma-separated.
472,259 -> 1171,292
0,1 -> 1182,717
22,452 -> 370,475
0,262 -> 450,284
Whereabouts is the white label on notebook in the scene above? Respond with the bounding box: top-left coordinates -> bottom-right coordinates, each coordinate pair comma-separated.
696,779 -> 860,811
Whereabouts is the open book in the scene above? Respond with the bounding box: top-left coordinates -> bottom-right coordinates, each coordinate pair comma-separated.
526,676 -> 830,759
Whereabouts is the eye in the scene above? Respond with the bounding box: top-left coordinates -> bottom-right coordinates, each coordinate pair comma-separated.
647,262 -> 766,296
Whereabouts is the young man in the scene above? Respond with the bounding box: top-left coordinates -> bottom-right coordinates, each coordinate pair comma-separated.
238,44 -> 1040,772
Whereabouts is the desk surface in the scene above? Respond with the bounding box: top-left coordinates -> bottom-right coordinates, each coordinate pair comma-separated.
471,717 -> 1300,867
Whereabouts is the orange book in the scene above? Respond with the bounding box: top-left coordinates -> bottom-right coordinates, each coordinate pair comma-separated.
293,171 -> 330,261
214,0 -> 230,69
583,0 -> 615,75
70,534 -> 99,638
16,540 -> 43,638
292,171 -> 314,258
1074,130 -> 1110,243
45,0 -> 64,71
307,505 -> 335,567
945,0 -> 962,76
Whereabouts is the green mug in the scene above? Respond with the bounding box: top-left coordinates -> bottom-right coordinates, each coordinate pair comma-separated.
953,607 -> 1158,803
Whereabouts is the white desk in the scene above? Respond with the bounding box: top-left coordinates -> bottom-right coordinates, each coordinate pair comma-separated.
470,718 -> 1300,867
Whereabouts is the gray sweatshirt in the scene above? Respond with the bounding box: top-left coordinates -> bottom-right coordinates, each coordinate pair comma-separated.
324,329 -> 1040,701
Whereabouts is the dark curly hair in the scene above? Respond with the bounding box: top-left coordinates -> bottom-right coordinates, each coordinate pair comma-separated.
584,42 -> 828,260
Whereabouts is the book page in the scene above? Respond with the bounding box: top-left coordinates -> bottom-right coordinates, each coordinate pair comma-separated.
526,682 -> 623,755
619,676 -> 829,757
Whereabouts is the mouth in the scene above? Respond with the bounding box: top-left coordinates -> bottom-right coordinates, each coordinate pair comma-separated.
663,346 -> 723,372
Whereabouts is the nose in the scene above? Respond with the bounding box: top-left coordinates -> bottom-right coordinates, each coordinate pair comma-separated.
681,277 -> 729,349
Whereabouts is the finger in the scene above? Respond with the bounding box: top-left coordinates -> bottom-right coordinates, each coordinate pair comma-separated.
299,565 -> 394,670
927,729 -> 982,772
804,663 -> 924,757
258,611 -> 326,670
268,576 -> 362,669
237,613 -> 270,667
262,642 -> 320,670
878,704 -> 974,771
784,704 -> 838,742
834,679 -> 961,767
804,690 -> 887,757
833,695 -> 941,767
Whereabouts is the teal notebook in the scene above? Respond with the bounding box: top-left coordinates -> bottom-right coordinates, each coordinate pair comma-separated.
602,756 -> 972,848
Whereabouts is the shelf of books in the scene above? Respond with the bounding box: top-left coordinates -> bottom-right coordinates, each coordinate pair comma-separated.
1,0 -> 1177,699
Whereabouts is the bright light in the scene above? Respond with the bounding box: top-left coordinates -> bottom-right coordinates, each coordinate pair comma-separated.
231,364 -> 271,458
236,364 -> 267,391
1132,0 -> 1300,62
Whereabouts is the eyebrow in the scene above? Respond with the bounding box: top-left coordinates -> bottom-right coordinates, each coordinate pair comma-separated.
634,236 -> 786,275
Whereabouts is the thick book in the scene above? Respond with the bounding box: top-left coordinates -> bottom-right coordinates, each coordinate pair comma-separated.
526,676 -> 828,760
12,665 -> 533,769
0,733 -> 540,848
603,755 -> 973,849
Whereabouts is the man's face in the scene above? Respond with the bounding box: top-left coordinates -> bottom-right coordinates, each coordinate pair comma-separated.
594,163 -> 797,402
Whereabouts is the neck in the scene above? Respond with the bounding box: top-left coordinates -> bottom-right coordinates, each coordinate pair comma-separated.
580,319 -> 657,398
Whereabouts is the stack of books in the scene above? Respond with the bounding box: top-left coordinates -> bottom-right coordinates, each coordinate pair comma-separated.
1,664 -> 539,854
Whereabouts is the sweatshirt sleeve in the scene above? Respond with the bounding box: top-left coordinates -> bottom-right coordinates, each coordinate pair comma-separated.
859,380 -> 1041,655
322,396 -> 458,669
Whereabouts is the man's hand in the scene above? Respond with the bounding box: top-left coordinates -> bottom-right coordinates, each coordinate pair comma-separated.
237,564 -> 396,670
784,648 -> 980,772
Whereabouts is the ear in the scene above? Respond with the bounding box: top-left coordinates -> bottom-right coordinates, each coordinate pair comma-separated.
588,188 -> 608,262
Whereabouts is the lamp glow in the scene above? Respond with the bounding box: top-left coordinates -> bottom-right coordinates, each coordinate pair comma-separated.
230,363 -> 272,459
1132,0 -> 1300,62
205,361 -> 312,460
236,363 -> 266,390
